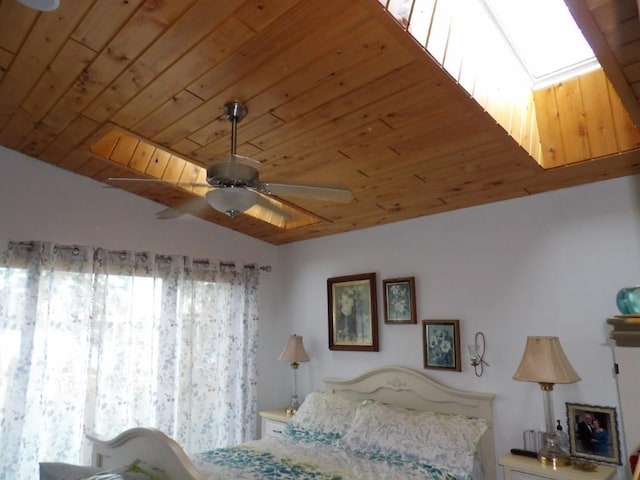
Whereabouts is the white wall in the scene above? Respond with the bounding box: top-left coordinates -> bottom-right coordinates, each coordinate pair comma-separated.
279,174 -> 640,479
0,146 -> 288,419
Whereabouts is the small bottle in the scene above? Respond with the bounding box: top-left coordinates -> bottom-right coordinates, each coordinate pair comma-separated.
556,419 -> 570,453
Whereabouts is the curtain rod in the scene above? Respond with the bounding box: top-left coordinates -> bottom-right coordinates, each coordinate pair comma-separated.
7,241 -> 272,272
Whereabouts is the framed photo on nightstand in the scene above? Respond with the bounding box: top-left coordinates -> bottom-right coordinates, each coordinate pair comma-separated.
566,402 -> 621,465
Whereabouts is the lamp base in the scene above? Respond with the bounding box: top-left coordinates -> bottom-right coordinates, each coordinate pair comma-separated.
285,394 -> 300,417
538,433 -> 571,468
285,406 -> 297,417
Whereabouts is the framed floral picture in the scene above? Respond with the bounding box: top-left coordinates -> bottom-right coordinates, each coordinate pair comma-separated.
382,277 -> 416,324
421,319 -> 461,371
328,272 -> 379,351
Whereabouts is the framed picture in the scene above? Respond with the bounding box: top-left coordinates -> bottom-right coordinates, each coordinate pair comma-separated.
566,402 -> 621,465
421,319 -> 461,371
382,276 -> 417,324
328,273 -> 378,351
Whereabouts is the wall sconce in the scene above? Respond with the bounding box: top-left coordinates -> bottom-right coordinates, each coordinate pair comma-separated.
467,332 -> 488,377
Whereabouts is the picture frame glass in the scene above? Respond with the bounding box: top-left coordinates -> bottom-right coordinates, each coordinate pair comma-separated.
421,319 -> 461,371
328,273 -> 378,351
566,402 -> 621,465
383,277 -> 416,324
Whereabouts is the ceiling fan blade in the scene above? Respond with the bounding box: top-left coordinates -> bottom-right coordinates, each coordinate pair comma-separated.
253,192 -> 292,222
155,196 -> 212,219
260,182 -> 353,203
106,177 -> 210,188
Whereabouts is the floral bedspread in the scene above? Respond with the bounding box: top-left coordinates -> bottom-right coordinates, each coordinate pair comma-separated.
190,436 -> 457,480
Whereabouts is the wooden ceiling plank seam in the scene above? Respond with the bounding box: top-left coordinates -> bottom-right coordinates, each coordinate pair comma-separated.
108,15 -> 255,129
0,47 -> 12,84
554,77 -> 592,165
607,76 -> 640,150
161,154 -> 188,184
269,40 -> 416,123
613,39 -> 640,69
579,69 -> 623,157
71,0 -> 147,53
565,0 -> 640,128
21,38 -> 97,122
130,89 -> 204,139
250,62 -> 430,153
16,120 -> 59,158
590,0 -> 639,33
169,137 -> 202,158
154,8 -> 376,150
0,0 -> 38,54
73,0 -> 200,124
75,153 -> 121,179
234,0 -> 308,33
252,66 -> 425,158
0,0 -> 94,118
602,16 -> 640,49
190,112 -> 285,163
109,134 -> 140,166
623,61 -> 640,84
232,16 -> 385,120
265,118 -> 394,171
185,8 -> 376,147
533,86 -> 565,168
524,149 -> 640,193
258,93 -> 478,174
184,0 -> 355,101
87,126 -> 124,161
144,149 -> 172,179
355,0 -> 481,108
341,106 -> 483,161
151,5 -> 369,150
78,0 -> 244,124
54,149 -> 94,172
0,108 -> 36,150
128,141 -> 156,173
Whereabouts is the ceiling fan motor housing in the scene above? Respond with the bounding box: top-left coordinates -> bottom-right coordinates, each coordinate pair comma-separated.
206,162 -> 258,187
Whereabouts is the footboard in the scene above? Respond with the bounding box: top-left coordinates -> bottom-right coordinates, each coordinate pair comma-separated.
87,428 -> 206,480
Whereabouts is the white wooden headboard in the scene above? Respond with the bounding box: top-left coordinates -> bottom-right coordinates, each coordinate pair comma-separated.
87,366 -> 496,480
323,365 -> 497,480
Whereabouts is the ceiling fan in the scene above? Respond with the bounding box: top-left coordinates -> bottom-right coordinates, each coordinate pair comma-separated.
110,101 -> 352,224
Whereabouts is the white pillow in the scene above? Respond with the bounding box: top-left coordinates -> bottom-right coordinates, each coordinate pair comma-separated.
285,391 -> 361,443
338,401 -> 488,479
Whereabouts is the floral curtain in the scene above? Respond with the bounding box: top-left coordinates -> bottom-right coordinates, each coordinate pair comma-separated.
0,241 -> 261,480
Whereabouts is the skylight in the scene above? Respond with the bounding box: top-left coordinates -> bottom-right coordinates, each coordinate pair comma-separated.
480,0 -> 600,89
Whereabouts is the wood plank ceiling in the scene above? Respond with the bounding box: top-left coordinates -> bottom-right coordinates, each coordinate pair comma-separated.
0,0 -> 639,245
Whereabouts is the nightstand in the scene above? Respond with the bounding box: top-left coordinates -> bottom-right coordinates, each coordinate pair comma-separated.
259,409 -> 290,439
499,454 -> 616,480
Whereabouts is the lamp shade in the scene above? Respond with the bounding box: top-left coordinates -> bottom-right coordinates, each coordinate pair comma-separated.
278,334 -> 310,363
513,336 -> 581,384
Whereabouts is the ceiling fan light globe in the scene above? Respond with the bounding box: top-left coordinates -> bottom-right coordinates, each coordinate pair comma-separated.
206,188 -> 257,217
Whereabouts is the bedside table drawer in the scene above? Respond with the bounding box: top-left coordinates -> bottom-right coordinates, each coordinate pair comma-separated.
511,472 -> 548,480
263,419 -> 287,438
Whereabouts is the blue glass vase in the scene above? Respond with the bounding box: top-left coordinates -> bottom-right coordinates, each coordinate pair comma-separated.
616,286 -> 640,314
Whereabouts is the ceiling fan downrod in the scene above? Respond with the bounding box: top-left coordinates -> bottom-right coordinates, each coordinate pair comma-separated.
224,102 -> 247,157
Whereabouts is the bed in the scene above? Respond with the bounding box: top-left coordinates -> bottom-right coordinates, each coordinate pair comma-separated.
84,366 -> 496,480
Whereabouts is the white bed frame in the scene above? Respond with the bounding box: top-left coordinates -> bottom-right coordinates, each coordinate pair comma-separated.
87,365 -> 496,480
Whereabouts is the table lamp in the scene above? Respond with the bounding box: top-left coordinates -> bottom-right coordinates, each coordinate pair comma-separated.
278,334 -> 310,416
513,336 -> 581,467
